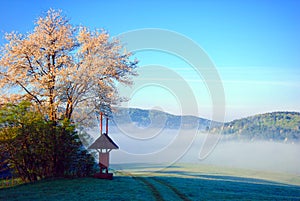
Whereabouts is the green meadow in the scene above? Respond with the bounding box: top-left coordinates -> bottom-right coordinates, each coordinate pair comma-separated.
1,163 -> 300,201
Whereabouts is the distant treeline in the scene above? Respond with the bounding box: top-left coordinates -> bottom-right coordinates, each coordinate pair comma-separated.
112,108 -> 300,142
221,112 -> 300,142
112,107 -> 211,130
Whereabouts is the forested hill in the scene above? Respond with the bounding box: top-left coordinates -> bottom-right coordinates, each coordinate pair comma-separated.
112,108 -> 300,142
221,112 -> 300,142
112,107 -> 211,130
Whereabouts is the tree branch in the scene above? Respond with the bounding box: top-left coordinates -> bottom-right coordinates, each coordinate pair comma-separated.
15,80 -> 42,105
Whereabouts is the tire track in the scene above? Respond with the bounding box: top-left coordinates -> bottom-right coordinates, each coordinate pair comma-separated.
152,177 -> 192,201
116,171 -> 192,201
133,176 -> 164,201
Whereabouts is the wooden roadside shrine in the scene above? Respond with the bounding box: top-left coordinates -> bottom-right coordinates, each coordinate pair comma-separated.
89,113 -> 119,179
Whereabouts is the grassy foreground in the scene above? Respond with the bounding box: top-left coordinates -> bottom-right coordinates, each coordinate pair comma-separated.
1,164 -> 300,201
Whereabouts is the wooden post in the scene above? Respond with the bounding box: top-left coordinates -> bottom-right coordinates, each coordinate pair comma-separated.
100,112 -> 103,135
106,117 -> 109,134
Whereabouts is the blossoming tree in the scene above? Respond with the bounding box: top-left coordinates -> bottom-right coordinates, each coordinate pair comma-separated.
0,9 -> 137,125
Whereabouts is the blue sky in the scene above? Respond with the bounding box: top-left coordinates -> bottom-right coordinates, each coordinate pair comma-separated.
0,0 -> 299,121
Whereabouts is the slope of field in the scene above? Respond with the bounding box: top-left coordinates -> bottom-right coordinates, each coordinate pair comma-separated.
1,164 -> 300,201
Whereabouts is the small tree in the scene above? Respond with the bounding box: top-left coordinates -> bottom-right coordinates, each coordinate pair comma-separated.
0,9 -> 137,125
0,101 -> 95,181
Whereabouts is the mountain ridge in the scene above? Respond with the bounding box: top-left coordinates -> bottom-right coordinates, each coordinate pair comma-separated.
111,108 -> 300,142
221,111 -> 300,142
112,107 -> 212,130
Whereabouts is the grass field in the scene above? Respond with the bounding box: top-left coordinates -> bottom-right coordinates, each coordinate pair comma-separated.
1,163 -> 300,201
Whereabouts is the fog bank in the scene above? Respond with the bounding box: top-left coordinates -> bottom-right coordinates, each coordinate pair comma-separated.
181,136 -> 300,174
87,126 -> 300,175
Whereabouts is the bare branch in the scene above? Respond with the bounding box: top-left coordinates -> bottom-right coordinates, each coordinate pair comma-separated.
15,80 -> 42,105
